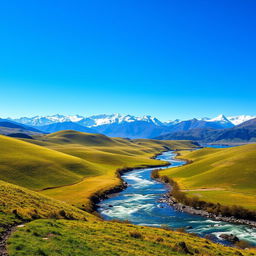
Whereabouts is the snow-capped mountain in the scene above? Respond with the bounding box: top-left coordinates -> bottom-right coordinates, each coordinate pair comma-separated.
85,114 -> 163,127
6,113 -> 255,139
80,114 -> 138,127
227,115 -> 256,125
10,114 -> 163,128
204,114 -> 234,128
136,115 -> 164,126
156,117 -> 256,143
11,114 -> 84,126
202,114 -> 256,126
164,119 -> 181,126
207,114 -> 231,123
10,114 -> 255,128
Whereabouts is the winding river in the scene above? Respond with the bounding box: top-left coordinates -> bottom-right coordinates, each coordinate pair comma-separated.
97,150 -> 256,245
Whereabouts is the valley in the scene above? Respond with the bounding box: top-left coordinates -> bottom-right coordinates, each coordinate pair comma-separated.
97,151 -> 256,246
0,132 -> 196,210
0,130 -> 255,255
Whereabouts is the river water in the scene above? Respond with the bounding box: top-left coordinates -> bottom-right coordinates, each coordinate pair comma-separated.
97,150 -> 256,245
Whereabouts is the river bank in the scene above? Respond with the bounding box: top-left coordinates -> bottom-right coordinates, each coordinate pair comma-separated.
156,150 -> 256,228
90,149 -> 171,212
97,150 -> 256,246
159,193 -> 256,228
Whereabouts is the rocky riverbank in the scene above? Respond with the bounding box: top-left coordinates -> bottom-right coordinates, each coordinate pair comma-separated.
159,194 -> 256,228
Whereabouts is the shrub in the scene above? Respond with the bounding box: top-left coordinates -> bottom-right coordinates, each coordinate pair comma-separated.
160,175 -> 170,183
151,169 -> 160,179
155,237 -> 164,242
174,241 -> 192,255
129,231 -> 143,239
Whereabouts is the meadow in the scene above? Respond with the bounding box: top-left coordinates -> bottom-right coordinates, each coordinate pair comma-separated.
159,144 -> 256,210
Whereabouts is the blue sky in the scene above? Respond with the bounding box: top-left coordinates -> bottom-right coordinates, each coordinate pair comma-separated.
0,0 -> 255,121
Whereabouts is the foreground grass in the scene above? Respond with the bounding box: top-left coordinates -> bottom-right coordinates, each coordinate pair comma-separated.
160,144 -> 256,210
8,219 -> 256,256
0,180 -> 96,229
2,178 -> 255,256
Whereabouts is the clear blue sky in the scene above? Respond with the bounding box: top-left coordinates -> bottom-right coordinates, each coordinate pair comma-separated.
0,0 -> 255,121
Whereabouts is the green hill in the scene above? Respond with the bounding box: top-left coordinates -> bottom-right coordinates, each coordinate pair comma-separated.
0,135 -> 101,190
43,130 -> 119,146
160,144 -> 256,210
0,179 -> 96,230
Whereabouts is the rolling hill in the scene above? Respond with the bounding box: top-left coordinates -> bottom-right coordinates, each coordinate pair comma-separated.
0,135 -> 101,190
159,143 -> 256,210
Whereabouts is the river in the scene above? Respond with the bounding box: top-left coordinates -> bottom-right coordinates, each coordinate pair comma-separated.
97,149 -> 256,246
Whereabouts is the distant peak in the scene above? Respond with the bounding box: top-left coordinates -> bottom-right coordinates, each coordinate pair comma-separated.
227,115 -> 256,125
208,114 -> 230,123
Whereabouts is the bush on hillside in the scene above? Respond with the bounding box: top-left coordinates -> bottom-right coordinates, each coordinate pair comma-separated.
129,231 -> 143,239
151,169 -> 160,179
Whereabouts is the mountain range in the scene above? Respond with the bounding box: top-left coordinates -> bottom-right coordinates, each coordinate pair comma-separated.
156,118 -> 256,143
0,118 -> 43,138
10,113 -> 256,127
3,113 -> 256,140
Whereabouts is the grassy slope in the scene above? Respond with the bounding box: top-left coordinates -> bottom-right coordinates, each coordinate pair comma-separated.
8,219 -> 256,256
2,180 -> 255,256
160,144 -> 256,210
0,179 -> 96,231
0,135 -> 101,190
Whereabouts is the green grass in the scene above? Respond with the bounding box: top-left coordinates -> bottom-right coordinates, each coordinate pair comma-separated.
1,176 -> 255,256
0,179 -> 96,228
160,144 -> 256,210
0,135 -> 101,190
8,219 -> 256,256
